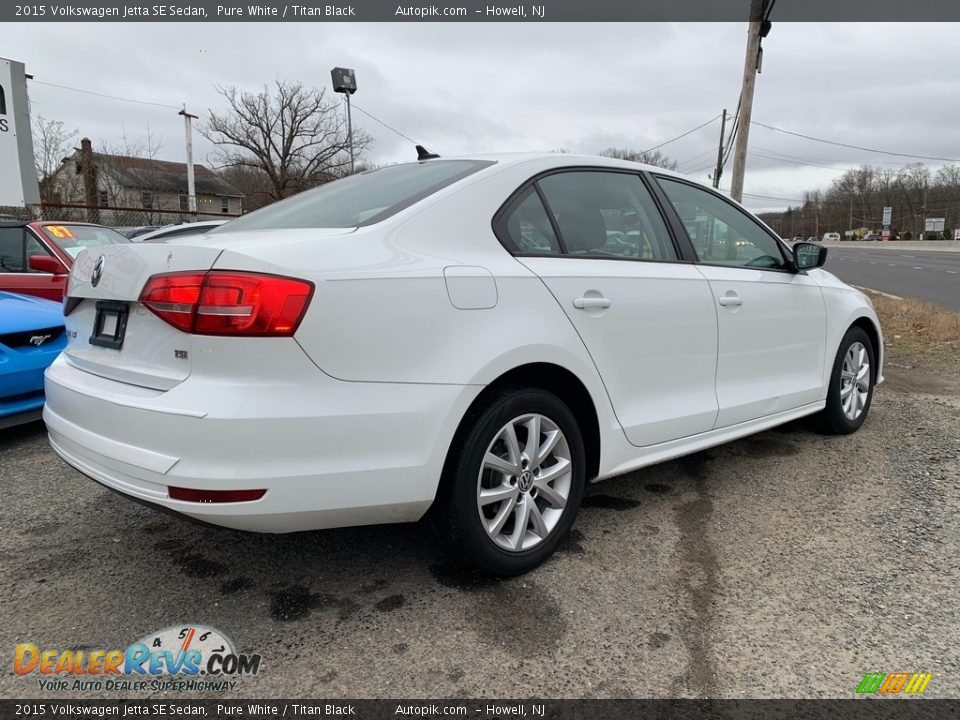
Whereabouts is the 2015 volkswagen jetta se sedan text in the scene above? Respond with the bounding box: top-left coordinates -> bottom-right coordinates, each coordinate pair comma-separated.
44,154 -> 882,575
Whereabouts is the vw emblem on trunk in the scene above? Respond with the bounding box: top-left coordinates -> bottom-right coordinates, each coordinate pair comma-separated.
91,256 -> 105,287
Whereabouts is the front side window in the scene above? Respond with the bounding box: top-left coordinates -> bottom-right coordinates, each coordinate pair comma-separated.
657,178 -> 787,270
215,160 -> 495,233
537,171 -> 678,261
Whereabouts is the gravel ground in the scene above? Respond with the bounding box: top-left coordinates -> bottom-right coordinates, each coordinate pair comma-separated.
1,361 -> 957,700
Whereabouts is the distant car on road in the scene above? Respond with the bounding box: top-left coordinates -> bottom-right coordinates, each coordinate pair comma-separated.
133,220 -> 228,243
862,232 -> 882,241
0,221 -> 129,301
792,236 -> 804,243
807,237 -> 817,242
822,232 -> 841,242
0,291 -> 67,429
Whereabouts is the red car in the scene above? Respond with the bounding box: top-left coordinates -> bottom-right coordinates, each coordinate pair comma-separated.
0,221 -> 129,301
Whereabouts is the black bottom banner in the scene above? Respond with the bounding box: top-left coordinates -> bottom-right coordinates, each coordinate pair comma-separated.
1,699 -> 956,720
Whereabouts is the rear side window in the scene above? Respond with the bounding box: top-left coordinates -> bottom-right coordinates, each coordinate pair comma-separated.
536,171 -> 678,261
215,160 -> 495,232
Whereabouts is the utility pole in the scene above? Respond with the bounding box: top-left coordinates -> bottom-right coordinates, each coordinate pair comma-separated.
179,107 -> 199,215
848,197 -> 854,237
713,108 -> 727,189
729,0 -> 772,203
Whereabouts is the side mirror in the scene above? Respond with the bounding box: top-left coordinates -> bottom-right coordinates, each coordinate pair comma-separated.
792,242 -> 827,271
28,254 -> 68,274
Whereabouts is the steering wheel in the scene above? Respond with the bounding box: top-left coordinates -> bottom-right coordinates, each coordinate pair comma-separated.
744,255 -> 781,269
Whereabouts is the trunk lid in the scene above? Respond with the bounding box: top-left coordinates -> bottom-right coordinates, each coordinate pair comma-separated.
62,229 -> 356,391
64,243 -> 225,390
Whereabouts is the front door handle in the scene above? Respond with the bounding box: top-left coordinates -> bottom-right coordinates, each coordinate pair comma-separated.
718,294 -> 743,307
573,296 -> 611,310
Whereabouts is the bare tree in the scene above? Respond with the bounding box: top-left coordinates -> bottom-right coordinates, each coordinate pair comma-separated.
99,124 -> 165,223
203,80 -> 371,202
32,115 -> 78,202
599,147 -> 679,170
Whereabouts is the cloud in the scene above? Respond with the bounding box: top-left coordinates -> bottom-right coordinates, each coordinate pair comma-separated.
7,21 -> 959,211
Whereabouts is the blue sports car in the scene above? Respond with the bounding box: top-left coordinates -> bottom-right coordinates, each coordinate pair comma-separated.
0,291 -> 67,429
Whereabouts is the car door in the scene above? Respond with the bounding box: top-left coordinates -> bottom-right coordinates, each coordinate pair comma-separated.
655,176 -> 827,428
495,169 -> 719,447
0,225 -> 66,300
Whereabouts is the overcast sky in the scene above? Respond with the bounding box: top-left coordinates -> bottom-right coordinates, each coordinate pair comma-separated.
7,22 -> 960,212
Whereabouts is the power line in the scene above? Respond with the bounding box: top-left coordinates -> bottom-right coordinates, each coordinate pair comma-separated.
741,191 -> 807,203
350,102 -> 418,145
749,150 -> 846,173
30,79 -> 180,110
752,120 -> 960,163
642,115 -> 722,154
675,147 -> 717,167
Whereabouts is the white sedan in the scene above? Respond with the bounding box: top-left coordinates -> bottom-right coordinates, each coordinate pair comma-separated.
44,153 -> 882,575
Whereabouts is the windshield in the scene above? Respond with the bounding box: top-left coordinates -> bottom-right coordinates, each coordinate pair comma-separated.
39,224 -> 129,259
214,160 -> 495,232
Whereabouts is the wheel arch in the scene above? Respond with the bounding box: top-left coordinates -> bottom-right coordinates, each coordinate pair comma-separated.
849,315 -> 883,382
440,362 -> 602,488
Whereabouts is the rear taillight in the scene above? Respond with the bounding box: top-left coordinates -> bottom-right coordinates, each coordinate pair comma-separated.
140,271 -> 313,336
169,486 -> 267,503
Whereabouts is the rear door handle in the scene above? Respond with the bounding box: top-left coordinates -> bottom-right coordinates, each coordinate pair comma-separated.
718,294 -> 743,307
573,297 -> 611,310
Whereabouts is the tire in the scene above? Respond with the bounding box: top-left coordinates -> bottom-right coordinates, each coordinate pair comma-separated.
437,388 -> 586,576
816,326 -> 875,435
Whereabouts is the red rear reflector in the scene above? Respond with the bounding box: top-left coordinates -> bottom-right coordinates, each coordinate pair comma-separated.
140,271 -> 313,336
169,487 -> 267,503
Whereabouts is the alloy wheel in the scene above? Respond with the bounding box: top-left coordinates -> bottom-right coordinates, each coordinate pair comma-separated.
840,341 -> 870,421
476,413 -> 572,552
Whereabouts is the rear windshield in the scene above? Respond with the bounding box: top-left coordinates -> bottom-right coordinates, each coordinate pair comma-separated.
39,224 -> 128,259
213,160 -> 495,232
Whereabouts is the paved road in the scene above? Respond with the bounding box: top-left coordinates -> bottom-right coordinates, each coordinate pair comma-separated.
2,364 -> 958,700
823,248 -> 960,309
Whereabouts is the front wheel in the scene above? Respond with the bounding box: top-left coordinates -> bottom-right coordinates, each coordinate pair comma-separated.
817,326 -> 876,434
437,388 -> 586,576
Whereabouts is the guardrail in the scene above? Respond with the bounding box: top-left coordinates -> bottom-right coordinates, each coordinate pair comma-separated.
789,240 -> 960,252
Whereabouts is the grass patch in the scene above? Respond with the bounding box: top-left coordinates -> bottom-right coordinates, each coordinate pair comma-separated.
864,291 -> 960,372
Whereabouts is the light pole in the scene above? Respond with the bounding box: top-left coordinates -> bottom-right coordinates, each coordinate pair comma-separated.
178,107 -> 198,215
331,67 -> 357,173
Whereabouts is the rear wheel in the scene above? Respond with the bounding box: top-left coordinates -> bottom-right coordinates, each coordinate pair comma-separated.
438,388 -> 586,576
817,326 -> 875,434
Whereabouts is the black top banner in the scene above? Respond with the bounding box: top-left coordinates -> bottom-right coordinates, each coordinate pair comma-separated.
6,0 -> 960,22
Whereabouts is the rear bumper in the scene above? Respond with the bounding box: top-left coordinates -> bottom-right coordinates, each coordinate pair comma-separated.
44,355 -> 481,532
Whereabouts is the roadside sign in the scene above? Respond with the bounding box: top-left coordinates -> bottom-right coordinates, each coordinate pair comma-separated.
925,218 -> 945,232
882,207 -> 892,226
0,57 -> 40,206
844,230 -> 855,237
955,228 -> 960,241
881,229 -> 891,241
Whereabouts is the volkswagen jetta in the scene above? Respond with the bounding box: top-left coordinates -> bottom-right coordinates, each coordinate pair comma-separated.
44,154 -> 882,575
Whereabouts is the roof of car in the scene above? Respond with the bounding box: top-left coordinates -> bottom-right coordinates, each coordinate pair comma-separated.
425,152 -> 690,179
